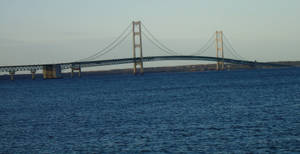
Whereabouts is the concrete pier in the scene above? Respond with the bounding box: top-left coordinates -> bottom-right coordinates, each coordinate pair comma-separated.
31,70 -> 36,80
71,65 -> 81,78
9,71 -> 15,80
43,65 -> 62,79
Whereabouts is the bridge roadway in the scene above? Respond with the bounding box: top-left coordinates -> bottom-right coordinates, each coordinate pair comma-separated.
0,55 -> 287,73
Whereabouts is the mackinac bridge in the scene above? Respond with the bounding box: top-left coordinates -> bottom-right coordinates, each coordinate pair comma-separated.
0,21 -> 288,80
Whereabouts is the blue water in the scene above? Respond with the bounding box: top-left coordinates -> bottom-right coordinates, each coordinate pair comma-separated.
0,68 -> 300,153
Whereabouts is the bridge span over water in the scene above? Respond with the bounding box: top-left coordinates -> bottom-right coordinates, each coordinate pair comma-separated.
0,56 -> 286,80
0,55 -> 282,72
0,21 -> 290,80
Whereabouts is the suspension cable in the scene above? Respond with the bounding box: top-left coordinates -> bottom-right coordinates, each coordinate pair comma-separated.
77,23 -> 131,61
142,23 -> 223,57
192,40 -> 215,56
142,32 -> 177,55
223,33 -> 247,60
223,43 -> 243,60
141,23 -> 179,55
223,41 -> 245,60
190,33 -> 215,55
85,30 -> 131,60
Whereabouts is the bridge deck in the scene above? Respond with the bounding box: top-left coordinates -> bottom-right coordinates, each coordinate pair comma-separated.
0,56 -> 289,72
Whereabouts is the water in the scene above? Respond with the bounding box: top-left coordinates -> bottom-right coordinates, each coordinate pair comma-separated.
0,68 -> 300,153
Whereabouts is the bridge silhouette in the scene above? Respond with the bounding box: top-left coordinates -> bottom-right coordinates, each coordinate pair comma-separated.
0,21 -> 286,80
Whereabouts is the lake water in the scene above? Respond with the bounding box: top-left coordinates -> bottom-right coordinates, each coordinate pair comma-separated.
0,68 -> 299,153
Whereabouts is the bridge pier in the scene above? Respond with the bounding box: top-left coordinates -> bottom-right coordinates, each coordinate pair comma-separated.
71,65 -> 81,78
31,70 -> 36,80
43,64 -> 62,79
252,61 -> 257,69
226,64 -> 231,71
9,71 -> 15,80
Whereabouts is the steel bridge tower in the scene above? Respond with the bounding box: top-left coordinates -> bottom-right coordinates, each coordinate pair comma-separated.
216,31 -> 224,70
132,21 -> 144,75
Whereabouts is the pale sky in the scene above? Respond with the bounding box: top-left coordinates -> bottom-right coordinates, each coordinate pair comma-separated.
0,0 -> 300,68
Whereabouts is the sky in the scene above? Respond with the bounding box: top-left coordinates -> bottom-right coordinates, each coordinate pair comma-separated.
0,0 -> 300,70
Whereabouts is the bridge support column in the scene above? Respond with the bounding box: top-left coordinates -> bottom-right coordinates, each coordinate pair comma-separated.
132,21 -> 144,75
9,71 -> 15,81
71,64 -> 81,78
216,31 -> 224,71
31,70 -> 36,80
43,64 -> 62,79
71,68 -> 74,78
79,67 -> 81,77
252,61 -> 257,69
226,64 -> 231,71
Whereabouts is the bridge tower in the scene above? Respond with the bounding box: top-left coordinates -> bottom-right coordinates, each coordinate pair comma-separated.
132,21 -> 144,75
216,31 -> 224,71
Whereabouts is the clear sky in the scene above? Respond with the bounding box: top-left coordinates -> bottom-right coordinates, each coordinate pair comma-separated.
0,0 -> 300,68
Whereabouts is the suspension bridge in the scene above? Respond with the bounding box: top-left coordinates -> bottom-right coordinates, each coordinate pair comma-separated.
0,21 -> 287,80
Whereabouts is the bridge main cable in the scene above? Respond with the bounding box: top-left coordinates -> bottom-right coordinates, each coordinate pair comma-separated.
190,33 -> 215,56
223,33 -> 247,60
76,23 -> 132,62
141,23 -> 179,55
142,23 -> 222,57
